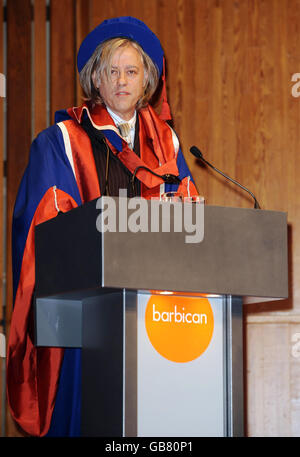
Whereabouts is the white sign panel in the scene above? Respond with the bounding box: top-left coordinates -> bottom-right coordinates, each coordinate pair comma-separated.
137,293 -> 225,437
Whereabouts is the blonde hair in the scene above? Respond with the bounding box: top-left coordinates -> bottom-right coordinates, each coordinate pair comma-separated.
79,37 -> 159,110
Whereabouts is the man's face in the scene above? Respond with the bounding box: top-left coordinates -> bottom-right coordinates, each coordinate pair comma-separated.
98,44 -> 146,121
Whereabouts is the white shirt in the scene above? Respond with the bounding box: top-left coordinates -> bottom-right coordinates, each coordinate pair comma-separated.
106,107 -> 136,149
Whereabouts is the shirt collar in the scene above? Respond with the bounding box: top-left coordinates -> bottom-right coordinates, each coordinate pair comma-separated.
106,106 -> 136,130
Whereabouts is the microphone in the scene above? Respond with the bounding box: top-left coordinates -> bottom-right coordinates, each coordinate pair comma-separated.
131,165 -> 181,194
190,146 -> 261,209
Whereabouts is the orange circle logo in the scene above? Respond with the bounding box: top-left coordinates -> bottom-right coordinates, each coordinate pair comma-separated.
145,295 -> 214,363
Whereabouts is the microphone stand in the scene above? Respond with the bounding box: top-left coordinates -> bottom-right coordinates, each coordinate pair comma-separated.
190,146 -> 261,209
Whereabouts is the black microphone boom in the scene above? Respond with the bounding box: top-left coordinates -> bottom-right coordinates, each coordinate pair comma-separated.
190,146 -> 261,209
131,165 -> 181,194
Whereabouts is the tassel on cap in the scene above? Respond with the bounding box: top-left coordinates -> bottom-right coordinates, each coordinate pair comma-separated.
159,57 -> 172,121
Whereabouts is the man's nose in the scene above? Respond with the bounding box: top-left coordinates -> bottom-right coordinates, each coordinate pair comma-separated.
117,70 -> 127,85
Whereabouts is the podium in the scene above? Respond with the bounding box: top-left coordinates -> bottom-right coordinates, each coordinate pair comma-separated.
34,197 -> 288,437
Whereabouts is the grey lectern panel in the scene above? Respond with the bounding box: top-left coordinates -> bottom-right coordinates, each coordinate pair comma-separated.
35,297 -> 82,347
81,291 -> 124,437
81,289 -> 137,437
101,201 -> 288,300
35,199 -> 288,302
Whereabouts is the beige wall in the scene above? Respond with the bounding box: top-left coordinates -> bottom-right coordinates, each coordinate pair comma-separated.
87,0 -> 300,436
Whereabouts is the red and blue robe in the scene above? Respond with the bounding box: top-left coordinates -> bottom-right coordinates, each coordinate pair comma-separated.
6,103 -> 198,436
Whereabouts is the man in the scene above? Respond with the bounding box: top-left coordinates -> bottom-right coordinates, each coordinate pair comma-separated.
7,16 -> 198,437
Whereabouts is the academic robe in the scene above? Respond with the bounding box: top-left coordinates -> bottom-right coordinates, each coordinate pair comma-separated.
6,103 -> 198,436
